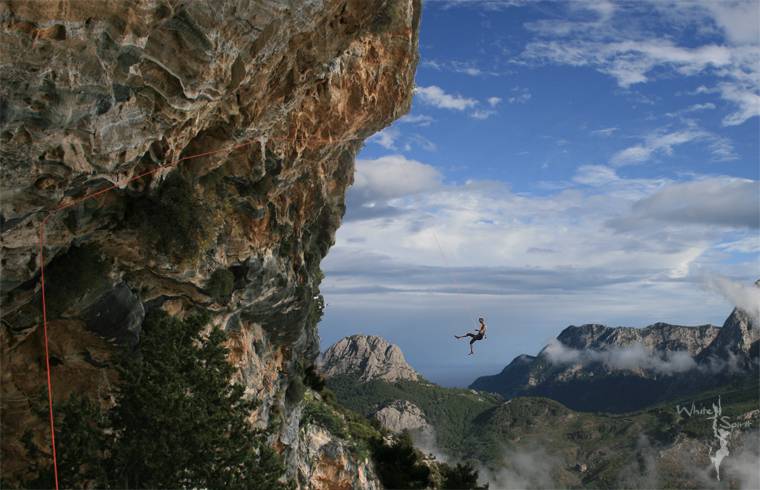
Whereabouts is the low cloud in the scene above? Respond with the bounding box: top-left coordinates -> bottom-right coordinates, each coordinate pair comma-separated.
478,445 -> 562,490
543,338 -> 698,375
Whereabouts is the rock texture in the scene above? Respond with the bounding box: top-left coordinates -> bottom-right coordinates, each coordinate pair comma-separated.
471,309 -> 757,412
373,399 -> 432,435
0,0 -> 420,486
555,322 -> 720,355
319,334 -> 421,382
697,308 -> 760,370
296,424 -> 380,490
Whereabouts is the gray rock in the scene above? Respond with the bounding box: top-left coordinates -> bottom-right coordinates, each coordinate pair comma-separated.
320,335 -> 421,383
373,399 -> 432,435
84,282 -> 144,347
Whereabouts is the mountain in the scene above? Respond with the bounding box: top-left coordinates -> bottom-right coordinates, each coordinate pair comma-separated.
471,309 -> 758,413
319,335 -> 422,383
321,334 -> 760,489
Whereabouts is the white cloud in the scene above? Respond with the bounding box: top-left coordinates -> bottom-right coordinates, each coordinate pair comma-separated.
614,177 -> 759,229
543,338 -> 698,375
350,155 -> 442,205
701,275 -> 760,324
700,0 -> 760,45
507,87 -> 531,104
610,127 -> 735,166
369,127 -> 401,150
520,2 -> 760,126
487,96 -> 502,107
611,129 -> 706,166
572,165 -> 620,186
414,85 -> 478,110
717,236 -> 760,253
398,114 -> 435,126
421,59 -> 494,77
469,109 -> 497,120
591,127 -> 618,136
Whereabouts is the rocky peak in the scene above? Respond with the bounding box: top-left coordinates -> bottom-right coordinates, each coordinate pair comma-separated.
697,308 -> 760,364
555,322 -> 720,356
319,335 -> 421,382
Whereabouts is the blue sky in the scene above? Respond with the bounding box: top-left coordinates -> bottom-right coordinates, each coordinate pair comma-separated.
318,0 -> 760,387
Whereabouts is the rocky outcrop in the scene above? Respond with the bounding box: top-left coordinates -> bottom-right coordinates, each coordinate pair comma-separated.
0,0 -> 420,486
320,334 -> 422,382
296,424 -> 380,490
697,308 -> 759,370
373,399 -> 432,435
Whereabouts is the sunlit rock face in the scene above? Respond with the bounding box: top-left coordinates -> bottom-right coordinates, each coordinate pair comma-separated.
0,0 -> 420,485
373,399 -> 432,435
320,334 -> 422,383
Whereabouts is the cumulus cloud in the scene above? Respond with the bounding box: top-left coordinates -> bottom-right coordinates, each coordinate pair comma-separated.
542,338 -> 698,375
414,85 -> 478,110
612,177 -> 759,229
349,155 -> 442,205
487,96 -> 502,107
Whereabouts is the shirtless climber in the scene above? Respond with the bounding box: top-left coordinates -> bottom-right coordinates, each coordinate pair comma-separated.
455,317 -> 487,355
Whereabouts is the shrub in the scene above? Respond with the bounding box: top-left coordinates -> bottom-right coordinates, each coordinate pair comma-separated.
303,364 -> 326,392
286,375 -> 306,404
302,399 -> 346,438
206,268 -> 235,304
370,431 -> 432,489
441,462 -> 488,489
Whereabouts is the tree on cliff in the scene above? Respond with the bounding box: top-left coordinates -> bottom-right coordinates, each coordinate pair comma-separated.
28,311 -> 287,489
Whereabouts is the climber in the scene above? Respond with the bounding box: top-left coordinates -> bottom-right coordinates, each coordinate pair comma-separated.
454,317 -> 487,355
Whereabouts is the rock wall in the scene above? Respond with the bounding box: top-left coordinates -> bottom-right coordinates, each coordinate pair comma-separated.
0,0 -> 420,486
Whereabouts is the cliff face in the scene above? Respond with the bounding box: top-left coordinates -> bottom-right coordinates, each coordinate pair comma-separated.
319,334 -> 422,382
0,0 -> 420,486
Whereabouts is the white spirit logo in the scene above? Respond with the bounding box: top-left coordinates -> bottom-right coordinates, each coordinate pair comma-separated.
675,396 -> 751,481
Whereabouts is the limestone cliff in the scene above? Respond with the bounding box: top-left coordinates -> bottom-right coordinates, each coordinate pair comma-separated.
0,0 -> 420,486
320,334 -> 422,382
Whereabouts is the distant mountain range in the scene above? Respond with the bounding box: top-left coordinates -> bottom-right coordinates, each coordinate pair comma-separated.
318,310 -> 759,488
470,308 -> 759,412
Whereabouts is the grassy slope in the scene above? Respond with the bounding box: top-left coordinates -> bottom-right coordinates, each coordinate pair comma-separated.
327,374 -> 759,488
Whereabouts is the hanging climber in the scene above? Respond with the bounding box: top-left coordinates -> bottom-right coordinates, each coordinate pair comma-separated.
455,317 -> 487,356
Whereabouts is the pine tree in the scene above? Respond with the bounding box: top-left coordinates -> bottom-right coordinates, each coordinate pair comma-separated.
29,311 -> 288,489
